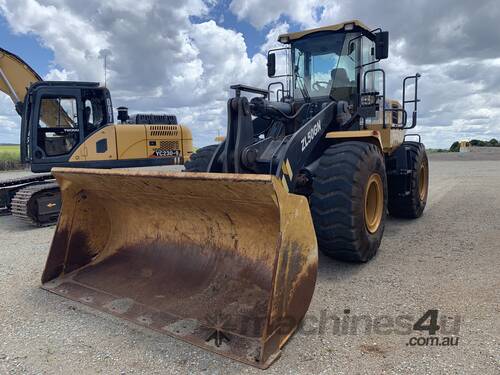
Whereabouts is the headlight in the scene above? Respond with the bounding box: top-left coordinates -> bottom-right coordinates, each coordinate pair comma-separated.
278,35 -> 290,43
344,22 -> 355,31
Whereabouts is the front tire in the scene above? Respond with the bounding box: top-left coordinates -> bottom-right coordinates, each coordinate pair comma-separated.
310,142 -> 387,262
184,144 -> 218,172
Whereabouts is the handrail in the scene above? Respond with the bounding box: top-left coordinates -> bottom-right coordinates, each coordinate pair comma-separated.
402,73 -> 421,129
362,69 -> 420,129
363,68 -> 387,128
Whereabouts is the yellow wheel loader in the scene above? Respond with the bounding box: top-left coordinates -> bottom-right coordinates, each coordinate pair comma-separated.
41,20 -> 428,368
0,47 -> 193,226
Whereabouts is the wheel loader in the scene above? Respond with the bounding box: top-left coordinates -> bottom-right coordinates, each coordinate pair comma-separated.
41,20 -> 428,368
0,47 -> 193,226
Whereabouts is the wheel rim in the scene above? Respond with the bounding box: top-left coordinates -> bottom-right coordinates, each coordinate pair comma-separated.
418,162 -> 428,201
365,173 -> 384,234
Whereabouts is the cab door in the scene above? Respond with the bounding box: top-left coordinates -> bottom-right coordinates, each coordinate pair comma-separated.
30,87 -> 84,171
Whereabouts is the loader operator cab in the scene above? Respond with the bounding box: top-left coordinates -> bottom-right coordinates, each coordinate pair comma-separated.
209,20 -> 419,179
20,82 -> 113,168
267,21 -> 388,126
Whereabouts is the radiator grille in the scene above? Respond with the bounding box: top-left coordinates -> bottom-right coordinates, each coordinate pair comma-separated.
148,125 -> 180,137
159,140 -> 180,151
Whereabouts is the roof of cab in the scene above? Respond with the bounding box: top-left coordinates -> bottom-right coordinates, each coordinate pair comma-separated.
277,20 -> 372,43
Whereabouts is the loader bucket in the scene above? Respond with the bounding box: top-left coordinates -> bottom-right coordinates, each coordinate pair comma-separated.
41,167 -> 317,368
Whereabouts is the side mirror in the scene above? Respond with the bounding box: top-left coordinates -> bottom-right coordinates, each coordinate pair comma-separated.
267,53 -> 276,77
375,31 -> 389,60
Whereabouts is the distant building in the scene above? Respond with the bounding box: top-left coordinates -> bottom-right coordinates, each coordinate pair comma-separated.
459,140 -> 471,152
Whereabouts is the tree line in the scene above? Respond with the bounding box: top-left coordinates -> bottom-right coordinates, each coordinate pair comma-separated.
450,138 -> 499,152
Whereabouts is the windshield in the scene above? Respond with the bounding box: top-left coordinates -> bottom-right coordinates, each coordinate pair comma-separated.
292,32 -> 359,100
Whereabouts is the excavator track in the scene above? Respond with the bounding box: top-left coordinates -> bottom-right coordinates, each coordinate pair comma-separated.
10,182 -> 61,227
0,174 -> 52,188
0,174 -> 54,216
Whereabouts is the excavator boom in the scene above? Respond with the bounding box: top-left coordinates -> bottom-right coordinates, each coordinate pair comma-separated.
0,47 -> 42,111
0,47 -> 73,127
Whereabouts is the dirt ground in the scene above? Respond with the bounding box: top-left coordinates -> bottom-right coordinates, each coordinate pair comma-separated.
0,153 -> 499,374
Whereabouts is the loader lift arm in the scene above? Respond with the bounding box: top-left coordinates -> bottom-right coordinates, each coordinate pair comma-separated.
209,87 -> 338,193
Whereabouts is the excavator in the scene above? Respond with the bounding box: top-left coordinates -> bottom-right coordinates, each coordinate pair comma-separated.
40,21 -> 428,367
0,47 -> 193,226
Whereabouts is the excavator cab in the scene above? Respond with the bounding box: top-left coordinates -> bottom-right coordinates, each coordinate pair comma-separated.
20,82 -> 113,172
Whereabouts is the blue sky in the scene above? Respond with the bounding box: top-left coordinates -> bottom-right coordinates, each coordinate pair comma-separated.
191,0 -> 265,56
0,0 -> 499,148
0,17 -> 53,77
0,3 -> 297,78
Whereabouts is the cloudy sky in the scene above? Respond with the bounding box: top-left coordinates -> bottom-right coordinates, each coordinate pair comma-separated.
0,0 -> 499,148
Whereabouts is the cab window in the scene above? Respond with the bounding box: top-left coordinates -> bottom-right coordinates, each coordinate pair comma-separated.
82,90 -> 107,136
361,36 -> 379,92
37,96 -> 80,156
361,36 -> 382,125
292,32 -> 359,101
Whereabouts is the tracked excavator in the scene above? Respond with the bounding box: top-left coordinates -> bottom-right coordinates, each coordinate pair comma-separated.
41,21 -> 428,367
0,47 -> 193,226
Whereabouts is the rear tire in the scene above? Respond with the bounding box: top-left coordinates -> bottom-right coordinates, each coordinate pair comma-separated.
184,144 -> 218,172
310,142 -> 387,262
387,142 -> 428,218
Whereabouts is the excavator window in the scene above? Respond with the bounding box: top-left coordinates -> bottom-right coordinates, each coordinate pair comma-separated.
37,96 -> 80,157
84,100 -> 94,127
82,90 -> 106,136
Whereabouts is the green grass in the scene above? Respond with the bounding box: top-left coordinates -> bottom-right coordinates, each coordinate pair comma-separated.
0,145 -> 22,170
0,145 -> 20,160
426,148 -> 449,153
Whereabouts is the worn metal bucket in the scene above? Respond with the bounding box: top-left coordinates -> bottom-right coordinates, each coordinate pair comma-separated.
41,168 -> 318,368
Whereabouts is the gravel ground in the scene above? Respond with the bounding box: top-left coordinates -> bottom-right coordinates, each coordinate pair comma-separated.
0,169 -> 33,181
1,155 -> 499,374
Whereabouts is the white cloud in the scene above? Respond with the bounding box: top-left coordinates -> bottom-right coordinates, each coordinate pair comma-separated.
43,68 -> 73,81
260,22 -> 289,53
0,0 -> 499,149
0,93 -> 20,143
228,0 -> 500,148
229,0 -> 330,29
0,0 -> 269,146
